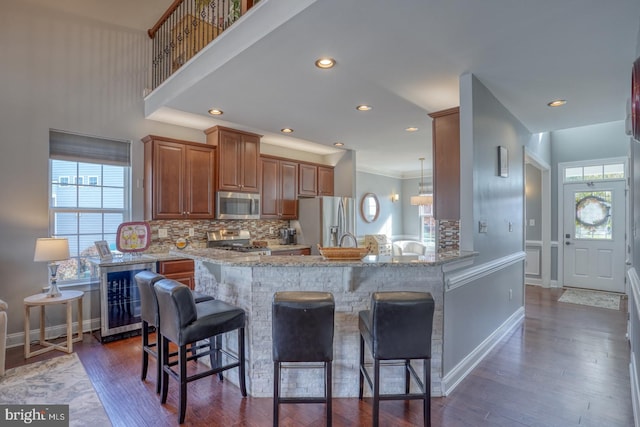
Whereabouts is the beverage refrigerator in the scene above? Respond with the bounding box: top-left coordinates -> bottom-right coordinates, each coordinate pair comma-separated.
293,196 -> 356,255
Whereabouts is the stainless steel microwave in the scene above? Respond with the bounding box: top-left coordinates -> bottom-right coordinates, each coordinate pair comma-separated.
216,191 -> 261,219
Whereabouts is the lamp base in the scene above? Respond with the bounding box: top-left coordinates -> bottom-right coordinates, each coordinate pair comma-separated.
46,282 -> 61,298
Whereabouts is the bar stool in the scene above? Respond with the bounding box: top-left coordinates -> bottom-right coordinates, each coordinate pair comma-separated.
154,279 -> 247,424
272,291 -> 335,427
358,291 -> 435,427
135,271 -> 216,394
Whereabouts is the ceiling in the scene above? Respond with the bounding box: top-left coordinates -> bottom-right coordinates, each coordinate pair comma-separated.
27,0 -> 640,177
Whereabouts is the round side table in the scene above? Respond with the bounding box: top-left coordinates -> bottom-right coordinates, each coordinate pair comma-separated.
24,290 -> 84,359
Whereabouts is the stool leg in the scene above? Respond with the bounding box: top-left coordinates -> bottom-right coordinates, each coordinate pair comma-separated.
424,358 -> 431,427
141,321 -> 149,381
405,359 -> 411,394
179,344 -> 188,424
326,361 -> 332,427
373,358 -> 380,427
238,327 -> 247,396
155,332 -> 162,395
358,334 -> 365,399
273,361 -> 280,427
160,336 -> 170,404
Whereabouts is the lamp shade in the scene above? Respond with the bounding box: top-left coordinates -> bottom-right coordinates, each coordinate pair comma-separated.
410,194 -> 433,206
34,238 -> 70,262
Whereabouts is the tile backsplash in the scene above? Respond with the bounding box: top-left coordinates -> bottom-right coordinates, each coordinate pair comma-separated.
146,219 -> 290,253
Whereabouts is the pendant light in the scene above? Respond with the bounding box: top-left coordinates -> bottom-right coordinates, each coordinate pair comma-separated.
410,157 -> 433,206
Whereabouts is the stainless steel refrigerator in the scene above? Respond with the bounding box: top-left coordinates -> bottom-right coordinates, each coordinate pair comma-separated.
293,196 -> 356,255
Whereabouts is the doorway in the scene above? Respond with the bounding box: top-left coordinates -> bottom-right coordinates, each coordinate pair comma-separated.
559,159 -> 628,293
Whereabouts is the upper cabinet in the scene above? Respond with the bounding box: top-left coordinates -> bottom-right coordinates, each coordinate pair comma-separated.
141,135 -> 216,220
205,126 -> 260,193
317,166 -> 334,196
429,107 -> 460,220
298,163 -> 334,197
260,157 -> 298,219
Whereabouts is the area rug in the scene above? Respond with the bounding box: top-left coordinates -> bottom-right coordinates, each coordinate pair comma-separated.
558,288 -> 621,310
0,353 -> 111,426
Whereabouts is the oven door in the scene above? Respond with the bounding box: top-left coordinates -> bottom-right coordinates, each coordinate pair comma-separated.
216,192 -> 260,219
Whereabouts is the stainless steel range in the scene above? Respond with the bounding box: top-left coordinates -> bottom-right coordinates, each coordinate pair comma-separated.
207,229 -> 271,255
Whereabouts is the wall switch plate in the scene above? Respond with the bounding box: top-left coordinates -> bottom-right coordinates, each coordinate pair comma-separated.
479,220 -> 488,233
529,219 -> 535,226
158,228 -> 168,238
188,228 -> 195,237
509,221 -> 513,232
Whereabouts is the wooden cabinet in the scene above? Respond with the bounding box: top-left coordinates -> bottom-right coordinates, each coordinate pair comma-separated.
429,107 -> 460,220
298,163 -> 318,197
298,163 -> 334,197
158,259 -> 195,290
142,135 -> 215,220
318,166 -> 334,196
205,126 -> 260,193
260,157 -> 298,219
270,248 -> 311,256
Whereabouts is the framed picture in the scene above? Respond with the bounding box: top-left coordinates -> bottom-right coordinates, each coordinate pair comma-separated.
95,240 -> 112,260
498,146 -> 509,177
116,221 -> 151,253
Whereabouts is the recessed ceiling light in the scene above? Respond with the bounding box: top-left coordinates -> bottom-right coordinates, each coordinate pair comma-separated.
208,108 -> 223,115
405,127 -> 419,132
315,57 -> 336,69
333,142 -> 344,147
547,99 -> 567,107
281,128 -> 294,134
356,105 -> 372,111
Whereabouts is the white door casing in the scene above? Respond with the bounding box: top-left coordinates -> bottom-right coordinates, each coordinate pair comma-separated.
563,180 -> 625,292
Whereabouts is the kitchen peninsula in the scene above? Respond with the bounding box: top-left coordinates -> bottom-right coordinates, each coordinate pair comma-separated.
171,247 -> 475,398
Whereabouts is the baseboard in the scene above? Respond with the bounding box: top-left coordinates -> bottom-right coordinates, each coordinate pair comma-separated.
441,306 -> 525,396
7,318 -> 101,349
631,352 -> 640,427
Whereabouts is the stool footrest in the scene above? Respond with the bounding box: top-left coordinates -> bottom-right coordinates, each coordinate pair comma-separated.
278,397 -> 329,404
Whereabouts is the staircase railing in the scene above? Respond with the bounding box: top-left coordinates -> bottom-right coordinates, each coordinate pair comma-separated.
148,0 -> 257,90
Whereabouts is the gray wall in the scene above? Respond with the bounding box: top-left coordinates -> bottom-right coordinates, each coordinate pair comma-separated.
0,4 -> 208,335
445,73 -> 528,375
355,171 -> 403,238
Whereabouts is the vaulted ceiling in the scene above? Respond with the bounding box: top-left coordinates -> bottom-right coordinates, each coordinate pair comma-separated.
26,0 -> 640,177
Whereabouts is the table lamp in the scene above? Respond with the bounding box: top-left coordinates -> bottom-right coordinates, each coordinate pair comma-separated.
34,237 -> 70,298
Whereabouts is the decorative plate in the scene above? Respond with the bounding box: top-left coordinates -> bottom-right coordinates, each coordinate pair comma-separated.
116,221 -> 151,253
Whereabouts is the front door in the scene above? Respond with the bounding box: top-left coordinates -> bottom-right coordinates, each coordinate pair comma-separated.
563,180 -> 626,292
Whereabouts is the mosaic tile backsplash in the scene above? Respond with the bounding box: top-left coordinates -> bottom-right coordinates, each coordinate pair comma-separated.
437,219 -> 460,252
146,219 -> 290,253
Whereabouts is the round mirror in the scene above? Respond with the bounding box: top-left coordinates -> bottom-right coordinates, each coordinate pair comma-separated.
360,193 -> 380,223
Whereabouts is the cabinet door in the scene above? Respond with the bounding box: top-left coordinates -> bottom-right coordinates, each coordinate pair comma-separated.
240,135 -> 260,192
218,131 -> 242,191
317,166 -> 334,196
298,163 -> 318,196
184,145 -> 215,218
280,160 -> 298,219
260,157 -> 279,218
153,141 -> 185,219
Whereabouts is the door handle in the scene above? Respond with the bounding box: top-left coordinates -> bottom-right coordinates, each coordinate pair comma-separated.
565,241 -> 571,245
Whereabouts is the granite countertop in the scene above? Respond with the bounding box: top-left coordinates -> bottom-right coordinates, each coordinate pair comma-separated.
169,247 -> 475,267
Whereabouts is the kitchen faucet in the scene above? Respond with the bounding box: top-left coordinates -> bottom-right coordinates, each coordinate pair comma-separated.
338,232 -> 358,248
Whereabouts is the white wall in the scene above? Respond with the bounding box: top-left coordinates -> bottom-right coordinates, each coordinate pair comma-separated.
0,4 -> 209,336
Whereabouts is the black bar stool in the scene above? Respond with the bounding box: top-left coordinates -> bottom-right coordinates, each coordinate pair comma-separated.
272,291 -> 335,427
135,271 -> 216,394
153,279 -> 247,424
358,291 -> 435,427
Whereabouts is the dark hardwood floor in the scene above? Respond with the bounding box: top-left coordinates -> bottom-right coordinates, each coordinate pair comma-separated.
7,286 -> 634,426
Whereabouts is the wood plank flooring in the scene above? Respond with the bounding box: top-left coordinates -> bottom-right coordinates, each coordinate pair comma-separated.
7,286 -> 634,426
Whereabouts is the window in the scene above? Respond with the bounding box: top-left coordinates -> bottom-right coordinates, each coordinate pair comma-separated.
419,204 -> 436,247
563,162 -> 625,182
49,130 -> 131,283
